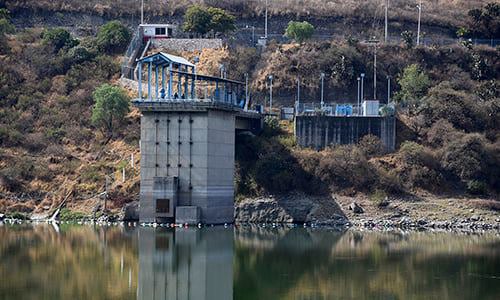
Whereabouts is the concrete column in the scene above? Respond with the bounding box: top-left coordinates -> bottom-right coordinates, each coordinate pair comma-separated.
168,64 -> 173,99
138,62 -> 142,100
148,62 -> 152,100
155,65 -> 159,100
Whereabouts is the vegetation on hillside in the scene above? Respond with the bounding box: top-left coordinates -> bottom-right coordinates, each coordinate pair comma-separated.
183,5 -> 236,36
0,16 -> 138,214
4,0 -> 493,30
285,21 -> 314,43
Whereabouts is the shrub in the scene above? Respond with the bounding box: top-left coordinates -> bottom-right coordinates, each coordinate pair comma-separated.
285,21 -> 315,43
41,28 -> 78,52
397,141 -> 443,190
370,189 -> 388,207
315,145 -> 376,191
59,208 -> 87,221
466,180 -> 488,195
420,83 -> 488,132
95,21 -> 130,54
426,119 -> 463,147
441,133 -> 486,181
358,134 -> 384,158
23,132 -> 48,152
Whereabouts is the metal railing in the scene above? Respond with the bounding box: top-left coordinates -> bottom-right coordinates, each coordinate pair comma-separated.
121,26 -> 144,80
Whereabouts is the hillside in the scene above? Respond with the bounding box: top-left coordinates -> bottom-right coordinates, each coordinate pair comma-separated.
0,2 -> 499,221
4,0 -> 496,40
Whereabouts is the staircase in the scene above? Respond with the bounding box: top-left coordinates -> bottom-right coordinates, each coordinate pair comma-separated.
121,26 -> 150,80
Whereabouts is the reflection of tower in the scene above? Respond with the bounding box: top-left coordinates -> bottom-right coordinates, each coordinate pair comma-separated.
138,227 -> 233,300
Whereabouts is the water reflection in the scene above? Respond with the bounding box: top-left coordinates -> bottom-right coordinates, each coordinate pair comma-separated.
138,227 -> 233,300
0,223 -> 499,300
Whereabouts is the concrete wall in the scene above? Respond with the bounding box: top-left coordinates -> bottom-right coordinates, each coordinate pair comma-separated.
151,38 -> 223,52
295,115 -> 396,151
140,109 -> 235,224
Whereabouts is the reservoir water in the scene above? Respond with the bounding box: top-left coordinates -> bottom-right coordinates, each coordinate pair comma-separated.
0,223 -> 499,299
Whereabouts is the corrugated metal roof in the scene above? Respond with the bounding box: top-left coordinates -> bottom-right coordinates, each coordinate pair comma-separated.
138,52 -> 195,68
160,52 -> 195,67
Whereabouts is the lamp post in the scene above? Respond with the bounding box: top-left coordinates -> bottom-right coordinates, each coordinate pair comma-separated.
417,0 -> 422,46
387,75 -> 391,103
385,0 -> 389,43
360,73 -> 365,102
244,73 -> 249,110
296,77 -> 300,115
141,0 -> 144,25
265,0 -> 268,39
320,72 -> 325,109
357,77 -> 361,114
268,75 -> 273,114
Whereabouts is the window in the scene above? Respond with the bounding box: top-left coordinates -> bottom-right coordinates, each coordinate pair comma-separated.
167,28 -> 173,37
156,198 -> 170,213
155,27 -> 166,36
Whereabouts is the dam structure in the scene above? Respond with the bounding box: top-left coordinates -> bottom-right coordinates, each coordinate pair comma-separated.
294,102 -> 396,151
134,52 -> 261,225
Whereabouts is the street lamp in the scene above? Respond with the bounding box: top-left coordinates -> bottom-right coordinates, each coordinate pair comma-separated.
320,72 -> 325,109
268,75 -> 273,113
360,73 -> 365,102
244,73 -> 249,110
417,0 -> 422,46
387,75 -> 391,103
296,77 -> 300,115
357,77 -> 361,114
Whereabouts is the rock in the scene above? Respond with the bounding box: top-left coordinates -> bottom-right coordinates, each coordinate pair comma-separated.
496,218 -> 500,223
0,213 -> 4,221
469,209 -> 474,213
121,201 -> 139,221
417,219 -> 427,226
348,202 -> 364,214
235,194 -> 345,224
470,215 -> 480,222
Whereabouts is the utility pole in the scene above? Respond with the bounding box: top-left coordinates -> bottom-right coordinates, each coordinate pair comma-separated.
265,0 -> 268,39
296,77 -> 300,114
268,75 -> 273,114
385,0 -> 389,43
374,44 -> 377,99
357,77 -> 361,114
141,0 -> 144,25
366,38 -> 379,100
387,76 -> 391,103
320,72 -> 325,109
360,73 -> 365,102
244,73 -> 249,111
417,0 -> 422,46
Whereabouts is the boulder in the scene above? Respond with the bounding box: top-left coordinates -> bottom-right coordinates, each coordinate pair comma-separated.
348,202 -> 364,214
0,213 -> 4,221
470,215 -> 480,222
121,201 -> 139,221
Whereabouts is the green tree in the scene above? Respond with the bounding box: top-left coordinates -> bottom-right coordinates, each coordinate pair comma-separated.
285,21 -> 314,43
42,28 -> 79,52
207,7 -> 236,35
394,64 -> 430,113
95,21 -> 130,54
91,84 -> 130,140
183,5 -> 212,36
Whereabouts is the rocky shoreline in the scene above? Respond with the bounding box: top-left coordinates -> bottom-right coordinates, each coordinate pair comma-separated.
235,193 -> 500,231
